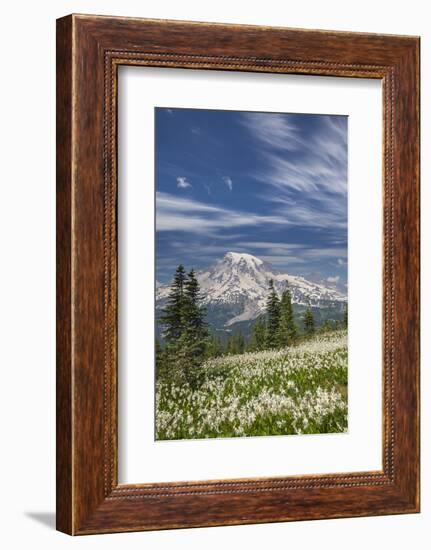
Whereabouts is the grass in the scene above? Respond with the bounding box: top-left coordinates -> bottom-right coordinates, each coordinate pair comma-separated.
155,330 -> 348,440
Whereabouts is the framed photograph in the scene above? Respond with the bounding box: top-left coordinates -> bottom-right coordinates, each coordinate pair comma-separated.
56,14 -> 420,535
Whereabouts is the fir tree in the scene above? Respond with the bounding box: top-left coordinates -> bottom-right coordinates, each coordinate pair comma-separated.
225,336 -> 234,355
225,332 -> 245,355
183,269 -> 207,337
205,333 -> 222,358
277,288 -> 297,347
234,331 -> 245,354
181,269 -> 208,388
265,279 -> 280,348
225,335 -> 234,355
158,265 -> 187,343
249,316 -> 267,351
155,339 -> 168,379
158,266 -> 209,387
343,304 -> 348,328
303,307 -> 315,335
320,319 -> 332,333
226,332 -> 244,355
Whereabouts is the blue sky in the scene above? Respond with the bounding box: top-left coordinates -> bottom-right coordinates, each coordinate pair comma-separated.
155,107 -> 347,289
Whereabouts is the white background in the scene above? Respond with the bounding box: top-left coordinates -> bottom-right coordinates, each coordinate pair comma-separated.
119,67 -> 382,483
0,0 -> 428,548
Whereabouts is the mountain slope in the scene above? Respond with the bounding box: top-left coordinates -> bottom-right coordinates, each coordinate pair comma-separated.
156,252 -> 346,329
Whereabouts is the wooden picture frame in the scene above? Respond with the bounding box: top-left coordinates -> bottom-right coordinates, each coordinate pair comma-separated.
56,14 -> 420,535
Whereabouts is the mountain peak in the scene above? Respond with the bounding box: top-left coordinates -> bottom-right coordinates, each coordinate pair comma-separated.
157,251 -> 347,328
223,251 -> 263,266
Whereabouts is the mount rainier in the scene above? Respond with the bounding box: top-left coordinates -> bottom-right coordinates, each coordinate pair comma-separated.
156,252 -> 346,331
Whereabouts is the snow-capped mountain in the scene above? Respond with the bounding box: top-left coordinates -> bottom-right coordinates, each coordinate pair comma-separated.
156,252 -> 346,328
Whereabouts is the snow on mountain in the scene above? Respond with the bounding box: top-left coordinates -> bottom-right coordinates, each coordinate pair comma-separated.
156,252 -> 346,327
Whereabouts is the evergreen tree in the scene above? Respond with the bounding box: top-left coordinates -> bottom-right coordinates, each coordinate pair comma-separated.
277,288 -> 297,347
158,266 -> 208,388
206,334 -> 222,358
234,332 -> 245,355
225,335 -> 235,355
158,265 -> 187,343
343,304 -> 348,328
183,269 -> 207,337
249,316 -> 267,351
181,269 -> 208,388
320,319 -> 332,333
265,279 -> 280,348
155,339 -> 168,379
225,332 -> 245,355
303,307 -> 315,335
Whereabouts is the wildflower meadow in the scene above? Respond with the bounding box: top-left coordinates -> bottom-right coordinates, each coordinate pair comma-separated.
156,330 -> 348,440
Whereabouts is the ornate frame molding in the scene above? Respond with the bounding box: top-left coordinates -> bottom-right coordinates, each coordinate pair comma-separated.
57,15 -> 419,534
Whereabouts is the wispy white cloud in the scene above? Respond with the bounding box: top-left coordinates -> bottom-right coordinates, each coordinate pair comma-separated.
223,176 -> 233,191
156,192 -> 288,232
240,112 -> 348,231
264,193 -> 347,230
157,111 -> 347,281
238,241 -> 347,259
241,112 -> 303,151
176,176 -> 192,189
238,240 -> 347,269
259,255 -> 307,267
241,241 -> 307,251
